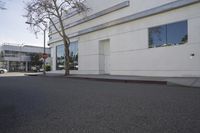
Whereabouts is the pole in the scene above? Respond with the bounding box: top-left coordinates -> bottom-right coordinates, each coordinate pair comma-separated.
43,29 -> 46,76
25,21 -> 47,75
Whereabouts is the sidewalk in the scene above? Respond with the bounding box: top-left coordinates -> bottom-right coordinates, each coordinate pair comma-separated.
25,72 -> 200,88
67,74 -> 200,88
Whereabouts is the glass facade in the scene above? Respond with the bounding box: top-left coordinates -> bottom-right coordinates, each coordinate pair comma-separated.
56,42 -> 78,70
0,61 -> 7,69
9,61 -> 26,72
69,42 -> 78,70
3,50 -> 38,58
149,21 -> 188,48
56,44 -> 65,70
0,45 -> 50,72
0,61 -> 30,72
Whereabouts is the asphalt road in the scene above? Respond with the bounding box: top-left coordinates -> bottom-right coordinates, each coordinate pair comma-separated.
0,76 -> 200,133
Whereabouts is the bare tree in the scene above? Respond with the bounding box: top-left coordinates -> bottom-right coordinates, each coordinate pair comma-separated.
24,0 -> 88,76
0,0 -> 6,10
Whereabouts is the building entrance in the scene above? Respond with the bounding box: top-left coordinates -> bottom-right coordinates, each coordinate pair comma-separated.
99,39 -> 110,74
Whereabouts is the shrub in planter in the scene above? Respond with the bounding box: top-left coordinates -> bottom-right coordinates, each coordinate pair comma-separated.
45,65 -> 51,71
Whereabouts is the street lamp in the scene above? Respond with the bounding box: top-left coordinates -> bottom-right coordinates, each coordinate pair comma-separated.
25,21 -> 47,76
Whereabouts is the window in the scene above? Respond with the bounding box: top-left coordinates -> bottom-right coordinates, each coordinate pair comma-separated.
56,42 -> 78,70
149,21 -> 188,48
69,42 -> 78,70
56,45 -> 65,70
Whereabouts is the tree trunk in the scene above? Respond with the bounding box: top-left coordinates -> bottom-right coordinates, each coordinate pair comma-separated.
60,23 -> 70,76
63,35 -> 70,76
52,0 -> 72,76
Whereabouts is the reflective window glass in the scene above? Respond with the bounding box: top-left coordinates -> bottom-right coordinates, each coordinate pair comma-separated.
69,42 -> 78,70
149,21 -> 188,48
149,25 -> 166,48
56,45 -> 65,70
167,21 -> 188,45
56,42 -> 78,70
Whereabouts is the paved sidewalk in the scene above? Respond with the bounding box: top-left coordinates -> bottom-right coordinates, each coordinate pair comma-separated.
0,72 -> 27,77
67,74 -> 167,85
67,75 -> 200,88
24,71 -> 200,88
166,77 -> 200,88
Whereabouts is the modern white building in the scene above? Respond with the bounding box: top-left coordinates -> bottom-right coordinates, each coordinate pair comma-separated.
0,43 -> 51,72
48,0 -> 200,77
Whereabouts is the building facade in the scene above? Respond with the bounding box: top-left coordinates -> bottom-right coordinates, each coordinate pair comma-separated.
48,0 -> 200,77
0,43 -> 51,72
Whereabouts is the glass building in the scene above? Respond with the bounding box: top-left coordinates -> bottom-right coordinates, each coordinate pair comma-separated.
0,43 -> 51,72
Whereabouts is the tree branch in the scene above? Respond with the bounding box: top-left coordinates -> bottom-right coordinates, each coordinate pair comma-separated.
48,16 -> 63,38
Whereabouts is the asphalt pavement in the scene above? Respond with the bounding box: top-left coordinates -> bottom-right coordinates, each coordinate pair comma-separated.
0,75 -> 200,133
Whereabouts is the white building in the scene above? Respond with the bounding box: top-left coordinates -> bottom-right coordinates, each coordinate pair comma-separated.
48,0 -> 200,77
0,43 -> 51,72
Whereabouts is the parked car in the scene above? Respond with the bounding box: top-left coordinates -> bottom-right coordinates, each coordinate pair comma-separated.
0,68 -> 8,74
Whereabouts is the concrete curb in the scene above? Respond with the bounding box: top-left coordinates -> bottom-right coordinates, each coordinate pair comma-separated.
67,76 -> 167,85
24,73 -> 42,76
25,73 -> 167,85
166,78 -> 200,88
24,73 -> 200,87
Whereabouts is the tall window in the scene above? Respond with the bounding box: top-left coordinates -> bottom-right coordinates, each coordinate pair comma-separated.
69,42 -> 78,70
56,45 -> 65,70
56,42 -> 78,70
149,21 -> 188,48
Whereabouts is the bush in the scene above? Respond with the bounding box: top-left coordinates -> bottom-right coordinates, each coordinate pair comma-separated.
45,65 -> 51,71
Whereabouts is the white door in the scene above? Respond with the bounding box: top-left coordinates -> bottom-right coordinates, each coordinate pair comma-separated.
99,39 -> 110,74
104,41 -> 110,74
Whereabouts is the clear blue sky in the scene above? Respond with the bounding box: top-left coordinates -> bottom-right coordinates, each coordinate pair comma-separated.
0,0 -> 45,47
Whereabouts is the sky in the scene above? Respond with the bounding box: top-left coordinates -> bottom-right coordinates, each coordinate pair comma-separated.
0,0 -> 46,47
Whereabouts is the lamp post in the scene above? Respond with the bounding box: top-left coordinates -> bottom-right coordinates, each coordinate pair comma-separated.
43,29 -> 46,76
25,22 -> 47,76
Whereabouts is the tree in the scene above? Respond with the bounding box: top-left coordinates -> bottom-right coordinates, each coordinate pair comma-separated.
24,0 -> 88,76
0,0 -> 6,10
30,53 -> 43,68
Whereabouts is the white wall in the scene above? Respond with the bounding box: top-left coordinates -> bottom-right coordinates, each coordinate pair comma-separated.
77,3 -> 200,77
50,1 -> 200,77
49,0 -> 177,35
